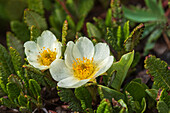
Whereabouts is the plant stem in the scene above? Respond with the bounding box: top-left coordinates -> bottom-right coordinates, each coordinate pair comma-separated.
162,32 -> 170,50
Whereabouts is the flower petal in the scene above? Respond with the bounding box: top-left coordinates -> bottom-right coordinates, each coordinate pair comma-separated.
24,41 -> 39,57
58,76 -> 90,88
73,37 -> 94,60
37,30 -> 57,49
94,56 -> 114,78
50,59 -> 73,81
28,61 -> 49,70
51,41 -> 62,59
64,41 -> 75,69
93,43 -> 110,63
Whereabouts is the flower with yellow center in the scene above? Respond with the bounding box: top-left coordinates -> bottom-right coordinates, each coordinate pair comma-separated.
24,30 -> 62,70
50,37 -> 114,88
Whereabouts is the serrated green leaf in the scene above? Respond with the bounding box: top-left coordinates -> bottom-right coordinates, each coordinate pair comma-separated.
159,89 -> 170,108
124,23 -> 144,52
6,32 -> 24,62
28,0 -> 44,15
125,81 -> 146,102
8,74 -> 23,89
157,101 -> 169,113
0,44 -> 14,76
18,95 -> 27,107
145,89 -> 158,101
24,9 -> 47,31
30,25 -> 41,41
98,85 -> 125,102
0,77 -> 7,93
86,22 -> 102,40
123,21 -> 130,40
96,99 -> 113,113
117,25 -> 122,47
57,87 -> 83,112
144,55 -> 170,90
10,21 -> 30,42
19,106 -> 30,113
9,47 -> 23,76
75,86 -> 92,111
29,79 -> 41,98
111,51 -> 134,90
62,20 -> 68,52
0,97 -> 16,108
7,82 -> 21,100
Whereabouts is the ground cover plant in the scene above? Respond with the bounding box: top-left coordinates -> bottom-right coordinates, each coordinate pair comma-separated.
0,0 -> 169,113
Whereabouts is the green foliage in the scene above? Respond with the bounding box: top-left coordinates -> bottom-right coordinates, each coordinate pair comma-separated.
124,23 -> 144,52
7,82 -> 21,100
75,86 -> 92,112
86,22 -> 102,40
145,89 -> 158,101
98,85 -> 125,102
10,21 -> 30,42
157,101 -> 169,113
28,0 -> 44,15
110,51 -> 134,90
57,87 -> 83,112
6,32 -> 24,62
0,44 -> 15,75
24,9 -> 47,31
159,89 -> 170,108
144,55 -> 170,90
29,79 -> 41,98
30,25 -> 41,41
0,97 -> 16,108
96,99 -> 113,113
9,47 -> 23,76
62,20 -> 68,54
125,81 -> 146,102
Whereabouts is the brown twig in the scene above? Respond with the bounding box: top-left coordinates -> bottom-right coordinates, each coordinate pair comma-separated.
56,0 -> 74,20
162,31 -> 170,50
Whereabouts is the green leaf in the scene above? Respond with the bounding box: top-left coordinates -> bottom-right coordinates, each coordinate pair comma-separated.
118,99 -> 128,113
62,20 -> 68,53
8,74 -> 23,89
10,21 -> 30,42
75,86 -> 92,111
125,81 -> 146,102
78,0 -> 94,17
141,23 -> 157,39
145,89 -> 158,101
66,15 -> 76,30
6,32 -> 24,62
123,21 -> 130,40
157,101 -> 169,113
0,97 -> 16,108
144,55 -> 170,90
7,82 -> 21,100
98,85 -> 125,102
9,47 -> 23,76
105,9 -> 112,27
76,17 -> 85,31
124,23 -> 144,52
30,25 -> 41,41
131,52 -> 141,68
111,51 -> 134,90
159,89 -> 170,108
96,99 -> 113,113
29,79 -> 41,98
144,28 -> 162,55
24,9 -> 47,31
122,6 -> 166,22
117,25 -> 122,47
86,22 -> 102,40
0,44 -> 14,75
140,98 -> 146,113
18,95 -> 27,107
28,0 -> 44,15
57,87 -> 83,112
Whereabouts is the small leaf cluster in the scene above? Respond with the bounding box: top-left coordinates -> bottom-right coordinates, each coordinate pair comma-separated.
122,0 -> 169,55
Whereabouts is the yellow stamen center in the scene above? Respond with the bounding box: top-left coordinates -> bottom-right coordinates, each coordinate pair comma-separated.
72,57 -> 96,80
38,47 -> 57,66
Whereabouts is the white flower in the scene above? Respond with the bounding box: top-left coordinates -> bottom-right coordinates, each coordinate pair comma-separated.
50,37 -> 114,88
24,30 -> 62,70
